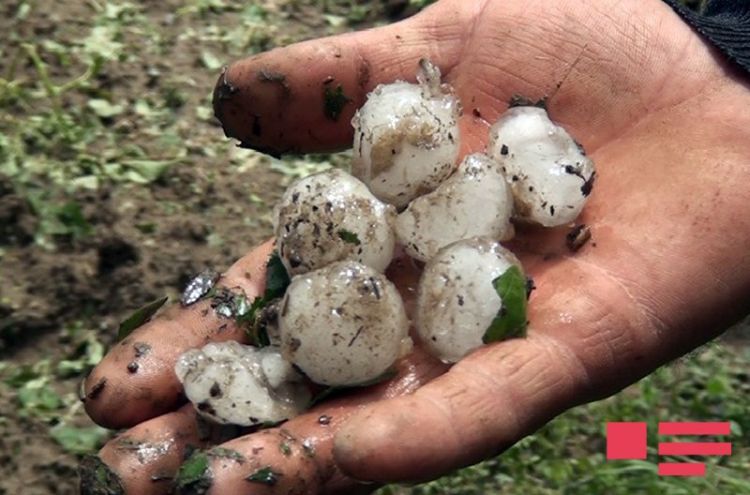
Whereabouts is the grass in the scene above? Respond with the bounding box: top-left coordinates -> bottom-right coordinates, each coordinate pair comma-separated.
1,2 -> 188,246
379,339 -> 749,495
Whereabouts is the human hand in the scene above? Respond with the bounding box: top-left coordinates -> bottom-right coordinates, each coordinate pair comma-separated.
81,0 -> 750,493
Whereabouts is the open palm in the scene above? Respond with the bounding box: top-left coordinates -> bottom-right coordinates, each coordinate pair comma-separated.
82,0 -> 750,493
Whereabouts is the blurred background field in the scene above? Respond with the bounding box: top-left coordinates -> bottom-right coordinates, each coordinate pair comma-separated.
0,1 -> 746,494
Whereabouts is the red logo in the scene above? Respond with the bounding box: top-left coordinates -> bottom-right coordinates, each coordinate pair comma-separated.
606,421 -> 732,476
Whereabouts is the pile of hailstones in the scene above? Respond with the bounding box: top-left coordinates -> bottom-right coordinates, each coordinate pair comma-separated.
175,60 -> 595,427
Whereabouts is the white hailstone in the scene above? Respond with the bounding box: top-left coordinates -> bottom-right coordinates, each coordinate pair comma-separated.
487,106 -> 595,227
274,168 -> 396,275
352,59 -> 461,209
394,153 -> 515,262
175,341 -> 310,426
416,237 -> 522,363
279,261 -> 410,386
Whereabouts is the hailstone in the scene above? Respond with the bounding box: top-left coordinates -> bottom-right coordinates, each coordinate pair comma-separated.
416,237 -> 523,363
395,153 -> 514,262
487,106 -> 595,227
175,342 -> 310,426
279,260 -> 410,386
274,168 -> 396,275
352,59 -> 461,209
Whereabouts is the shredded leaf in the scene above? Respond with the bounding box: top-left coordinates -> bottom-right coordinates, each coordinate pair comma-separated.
51,424 -> 109,454
18,381 -> 62,413
237,251 -> 290,346
56,202 -> 93,239
264,251 -> 290,298
246,466 -> 281,486
337,229 -> 360,245
117,296 -> 168,341
483,266 -> 528,343
175,451 -> 212,494
210,288 -> 247,319
279,442 -> 292,456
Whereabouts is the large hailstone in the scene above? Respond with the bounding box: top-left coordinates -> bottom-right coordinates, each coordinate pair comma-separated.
395,153 -> 514,262
487,106 -> 595,227
274,168 -> 396,275
279,261 -> 410,386
416,237 -> 522,363
175,342 -> 310,426
352,59 -> 461,209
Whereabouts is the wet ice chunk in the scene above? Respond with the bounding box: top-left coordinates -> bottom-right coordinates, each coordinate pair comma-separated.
352,59 -> 461,209
175,342 -> 309,426
279,261 -> 409,386
487,106 -> 595,227
416,237 -> 523,363
274,169 -> 396,275
395,153 -> 514,261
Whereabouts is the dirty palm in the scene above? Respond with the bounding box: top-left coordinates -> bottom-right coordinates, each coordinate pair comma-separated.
81,1 -> 750,494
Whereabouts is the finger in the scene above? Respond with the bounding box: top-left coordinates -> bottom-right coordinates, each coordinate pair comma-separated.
201,347 -> 447,495
80,405 -> 245,495
86,250 -> 435,495
212,1 -> 470,155
83,239 -> 275,429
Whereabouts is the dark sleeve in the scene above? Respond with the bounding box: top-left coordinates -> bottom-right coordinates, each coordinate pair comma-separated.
663,0 -> 750,72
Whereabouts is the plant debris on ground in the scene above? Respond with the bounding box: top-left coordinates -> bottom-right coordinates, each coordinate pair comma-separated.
0,1 -> 745,494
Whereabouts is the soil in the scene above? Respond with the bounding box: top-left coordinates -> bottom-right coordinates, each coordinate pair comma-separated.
0,1 -> 422,493
0,1 -> 743,494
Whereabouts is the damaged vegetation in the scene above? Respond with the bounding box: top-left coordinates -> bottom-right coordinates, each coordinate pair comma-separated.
0,1 -> 746,495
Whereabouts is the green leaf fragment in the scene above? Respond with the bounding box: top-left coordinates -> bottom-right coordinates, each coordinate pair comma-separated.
279,442 -> 292,456
88,98 -> 124,118
18,381 -> 62,412
246,319 -> 271,347
337,229 -> 360,245
200,50 -> 223,70
265,251 -> 290,298
176,451 -> 212,494
117,296 -> 168,341
236,251 -> 290,347
483,265 -> 528,343
233,293 -> 253,317
51,424 -> 109,454
57,332 -> 105,377
246,466 -> 281,486
210,288 -> 242,318
323,84 -> 350,121
56,202 -> 93,239
3,364 -> 41,388
121,159 -> 173,183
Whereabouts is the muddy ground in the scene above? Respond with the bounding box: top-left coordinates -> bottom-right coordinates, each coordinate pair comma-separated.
0,1 -> 422,493
0,1 -> 746,494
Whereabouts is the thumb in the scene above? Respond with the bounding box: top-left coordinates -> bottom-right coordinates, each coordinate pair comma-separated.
330,252 -> 685,483
332,333 -> 590,483
212,1 -> 470,156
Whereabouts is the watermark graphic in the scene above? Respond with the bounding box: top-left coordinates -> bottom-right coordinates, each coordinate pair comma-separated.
606,421 -> 732,476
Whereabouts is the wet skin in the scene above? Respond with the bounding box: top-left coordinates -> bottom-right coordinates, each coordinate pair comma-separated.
82,0 -> 750,493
